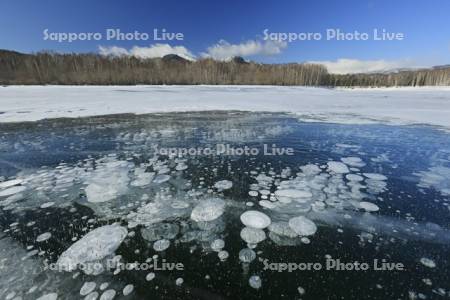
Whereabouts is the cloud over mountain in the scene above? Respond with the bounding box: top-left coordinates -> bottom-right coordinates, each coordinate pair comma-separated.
99,44 -> 196,61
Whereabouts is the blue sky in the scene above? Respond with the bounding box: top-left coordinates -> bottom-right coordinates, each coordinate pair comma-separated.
0,0 -> 449,72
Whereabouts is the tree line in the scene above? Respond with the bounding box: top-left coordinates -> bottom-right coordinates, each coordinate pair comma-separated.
0,50 -> 449,86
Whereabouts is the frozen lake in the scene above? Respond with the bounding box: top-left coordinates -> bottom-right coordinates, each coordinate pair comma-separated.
0,111 -> 449,299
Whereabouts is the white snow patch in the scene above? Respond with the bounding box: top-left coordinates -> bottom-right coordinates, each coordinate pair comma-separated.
1,86 -> 450,129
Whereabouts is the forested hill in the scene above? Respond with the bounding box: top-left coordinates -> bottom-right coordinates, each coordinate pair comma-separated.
0,50 -> 449,86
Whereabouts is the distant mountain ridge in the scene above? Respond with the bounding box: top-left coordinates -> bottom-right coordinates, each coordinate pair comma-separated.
0,49 -> 449,86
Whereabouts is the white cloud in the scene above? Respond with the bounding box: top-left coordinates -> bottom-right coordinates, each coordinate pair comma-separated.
308,58 -> 418,74
201,39 -> 287,61
99,44 -> 196,61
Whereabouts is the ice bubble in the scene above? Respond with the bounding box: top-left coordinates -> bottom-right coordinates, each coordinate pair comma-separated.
218,250 -> 229,260
131,172 -> 154,187
341,157 -> 365,167
297,286 -> 306,295
300,164 -> 321,175
175,164 -> 188,171
175,278 -> 184,286
275,189 -> 312,199
146,272 -> 155,281
240,210 -> 271,229
0,179 -> 23,189
190,198 -> 226,222
141,223 -> 179,241
0,186 -> 26,197
259,200 -> 277,209
123,284 -> 134,296
153,174 -> 171,184
359,201 -> 380,212
37,293 -> 58,300
346,174 -> 364,182
214,180 -> 233,191
100,283 -> 109,290
248,191 -> 258,197
301,237 -> 311,244
85,160 -> 131,203
85,292 -> 99,300
420,257 -> 436,268
249,275 -> 262,289
268,222 -> 298,238
240,227 -> 266,244
211,239 -> 225,251
239,248 -> 256,263
40,202 -> 55,208
288,216 -> 317,236
363,173 -> 387,181
153,239 -> 170,251
171,200 -> 190,209
84,292 -> 99,300
80,282 -> 96,296
99,289 -> 116,300
36,232 -> 52,242
327,161 -> 350,174
57,225 -> 128,272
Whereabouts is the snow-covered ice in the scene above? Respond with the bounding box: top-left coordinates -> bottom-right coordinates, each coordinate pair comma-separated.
1,86 -> 450,129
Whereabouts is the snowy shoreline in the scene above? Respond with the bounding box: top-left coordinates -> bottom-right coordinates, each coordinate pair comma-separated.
0,85 -> 449,128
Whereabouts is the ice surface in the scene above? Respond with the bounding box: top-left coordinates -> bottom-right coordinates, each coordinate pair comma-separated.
1,86 -> 450,130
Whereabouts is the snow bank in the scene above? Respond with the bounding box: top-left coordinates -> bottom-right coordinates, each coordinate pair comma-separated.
0,86 -> 449,128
